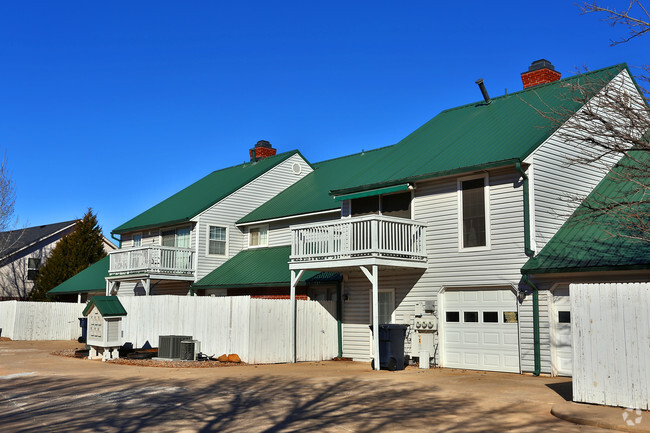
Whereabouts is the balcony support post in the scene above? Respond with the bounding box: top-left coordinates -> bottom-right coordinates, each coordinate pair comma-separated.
361,265 -> 380,371
290,269 -> 305,363
141,278 -> 151,296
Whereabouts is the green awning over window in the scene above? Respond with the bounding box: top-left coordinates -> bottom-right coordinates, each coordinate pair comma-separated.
333,183 -> 409,201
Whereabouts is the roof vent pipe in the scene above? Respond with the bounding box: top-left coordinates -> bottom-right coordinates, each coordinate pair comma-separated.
475,78 -> 491,104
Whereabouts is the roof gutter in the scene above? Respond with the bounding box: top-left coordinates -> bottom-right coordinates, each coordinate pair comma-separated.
110,232 -> 121,249
516,161 -> 540,376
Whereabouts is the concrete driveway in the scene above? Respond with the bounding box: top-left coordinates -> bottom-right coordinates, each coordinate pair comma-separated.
0,341 -> 613,432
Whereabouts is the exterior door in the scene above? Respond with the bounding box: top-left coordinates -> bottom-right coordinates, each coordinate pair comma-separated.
442,288 -> 520,373
551,286 -> 572,376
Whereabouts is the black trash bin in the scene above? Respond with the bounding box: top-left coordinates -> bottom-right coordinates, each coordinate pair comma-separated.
369,324 -> 408,371
78,317 -> 88,343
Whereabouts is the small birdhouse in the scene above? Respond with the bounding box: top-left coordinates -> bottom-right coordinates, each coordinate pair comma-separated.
82,296 -> 127,361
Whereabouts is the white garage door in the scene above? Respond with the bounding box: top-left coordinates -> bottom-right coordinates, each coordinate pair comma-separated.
443,289 -> 520,373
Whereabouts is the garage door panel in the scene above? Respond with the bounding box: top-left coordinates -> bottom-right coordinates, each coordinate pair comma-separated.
482,332 -> 500,345
443,289 -> 520,373
463,332 -> 479,344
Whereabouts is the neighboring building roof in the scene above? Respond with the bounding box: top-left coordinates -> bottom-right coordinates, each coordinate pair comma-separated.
48,256 -> 109,295
82,295 -> 127,317
192,246 -> 319,288
522,152 -> 650,275
329,64 -> 629,196
237,146 -> 395,224
0,220 -> 77,260
112,150 -> 302,234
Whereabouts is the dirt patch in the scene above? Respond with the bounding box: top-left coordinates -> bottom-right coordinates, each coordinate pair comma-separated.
0,337 -> 12,342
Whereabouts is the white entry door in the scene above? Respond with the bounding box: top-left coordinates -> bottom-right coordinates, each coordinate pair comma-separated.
442,288 -> 520,373
551,286 -> 572,376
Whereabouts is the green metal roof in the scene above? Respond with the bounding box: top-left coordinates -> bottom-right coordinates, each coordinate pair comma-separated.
237,146 -> 395,224
192,246 -> 319,288
113,150 -> 302,234
48,256 -> 109,295
522,152 -> 650,275
82,296 -> 127,317
330,64 -> 629,196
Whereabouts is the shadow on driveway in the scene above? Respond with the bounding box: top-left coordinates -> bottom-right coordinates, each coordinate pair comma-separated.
0,373 -> 583,432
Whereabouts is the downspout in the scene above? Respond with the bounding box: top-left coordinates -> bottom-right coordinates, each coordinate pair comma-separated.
515,161 -> 541,376
336,280 -> 343,358
110,232 -> 122,248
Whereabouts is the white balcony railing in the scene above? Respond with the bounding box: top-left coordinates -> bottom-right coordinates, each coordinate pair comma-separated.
290,215 -> 427,264
109,246 -> 195,276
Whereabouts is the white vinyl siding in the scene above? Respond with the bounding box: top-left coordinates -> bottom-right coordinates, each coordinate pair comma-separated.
527,69 -> 637,252
193,153 -> 313,280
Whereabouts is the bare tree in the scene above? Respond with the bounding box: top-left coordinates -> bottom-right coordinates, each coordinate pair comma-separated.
532,2 -> 650,242
0,152 -> 17,236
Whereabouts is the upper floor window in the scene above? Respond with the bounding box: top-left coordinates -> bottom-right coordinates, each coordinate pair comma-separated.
161,227 -> 191,248
459,175 -> 489,249
133,234 -> 142,247
249,225 -> 268,248
27,257 -> 40,281
350,191 -> 411,219
208,226 -> 227,256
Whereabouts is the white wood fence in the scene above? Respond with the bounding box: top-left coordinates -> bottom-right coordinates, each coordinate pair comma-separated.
0,301 -> 84,340
0,297 -> 338,364
571,282 -> 650,410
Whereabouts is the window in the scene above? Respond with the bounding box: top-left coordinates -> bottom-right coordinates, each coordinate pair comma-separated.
381,192 -> 411,219
503,312 -> 518,323
161,227 -> 191,248
27,258 -> 40,281
378,289 -> 395,324
133,234 -> 142,247
446,311 -> 460,322
460,176 -> 489,248
483,311 -> 499,323
558,311 -> 571,323
249,225 -> 268,247
351,196 -> 379,217
208,226 -> 227,255
350,192 -> 412,219
464,311 -> 479,322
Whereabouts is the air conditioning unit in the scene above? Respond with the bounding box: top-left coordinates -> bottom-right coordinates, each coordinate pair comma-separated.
158,335 -> 192,359
180,340 -> 201,361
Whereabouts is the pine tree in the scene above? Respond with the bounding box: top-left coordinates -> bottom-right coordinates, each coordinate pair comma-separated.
30,209 -> 107,301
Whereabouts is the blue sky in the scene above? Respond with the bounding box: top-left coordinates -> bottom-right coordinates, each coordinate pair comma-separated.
1,1 -> 647,238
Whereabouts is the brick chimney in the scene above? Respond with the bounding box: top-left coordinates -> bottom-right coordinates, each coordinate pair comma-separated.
521,59 -> 561,89
249,140 -> 277,162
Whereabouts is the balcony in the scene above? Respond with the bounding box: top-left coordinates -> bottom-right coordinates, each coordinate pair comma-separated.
108,246 -> 195,277
290,215 -> 428,270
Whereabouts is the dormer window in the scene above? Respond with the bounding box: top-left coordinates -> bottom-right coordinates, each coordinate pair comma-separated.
249,225 -> 268,248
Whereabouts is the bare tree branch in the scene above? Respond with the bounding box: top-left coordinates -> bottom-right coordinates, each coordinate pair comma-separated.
579,0 -> 650,45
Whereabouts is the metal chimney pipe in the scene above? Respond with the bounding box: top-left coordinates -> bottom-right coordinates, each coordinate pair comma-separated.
475,78 -> 491,104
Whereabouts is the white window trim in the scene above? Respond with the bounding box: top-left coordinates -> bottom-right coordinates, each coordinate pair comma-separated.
248,224 -> 269,248
132,233 -> 142,248
457,173 -> 491,251
206,225 -> 228,257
